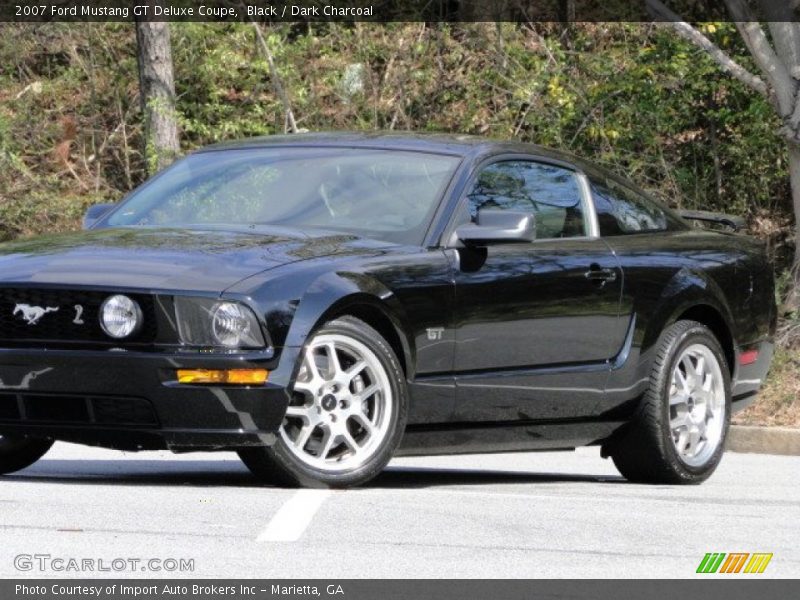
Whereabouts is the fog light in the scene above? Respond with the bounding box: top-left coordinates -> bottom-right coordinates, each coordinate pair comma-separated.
100,294 -> 143,339
176,369 -> 269,385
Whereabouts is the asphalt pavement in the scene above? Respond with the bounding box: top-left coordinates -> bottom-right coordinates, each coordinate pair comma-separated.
0,443 -> 797,578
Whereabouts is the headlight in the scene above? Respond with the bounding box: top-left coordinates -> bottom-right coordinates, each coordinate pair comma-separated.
100,294 -> 143,339
212,302 -> 254,347
174,297 -> 266,349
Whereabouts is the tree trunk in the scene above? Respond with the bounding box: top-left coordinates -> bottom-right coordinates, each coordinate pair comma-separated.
135,19 -> 179,174
787,143 -> 800,312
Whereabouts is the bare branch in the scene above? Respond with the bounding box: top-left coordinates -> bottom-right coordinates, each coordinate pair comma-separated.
725,0 -> 795,114
760,1 -> 800,75
250,22 -> 299,134
646,0 -> 768,97
768,22 -> 800,76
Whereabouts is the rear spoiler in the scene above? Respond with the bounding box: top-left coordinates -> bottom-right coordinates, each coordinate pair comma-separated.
678,210 -> 746,232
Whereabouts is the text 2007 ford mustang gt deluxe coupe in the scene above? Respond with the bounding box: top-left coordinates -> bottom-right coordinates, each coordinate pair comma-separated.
0,133 -> 775,487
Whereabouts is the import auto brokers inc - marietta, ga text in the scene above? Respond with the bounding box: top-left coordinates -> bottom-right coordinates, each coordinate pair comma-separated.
16,584 -> 347,597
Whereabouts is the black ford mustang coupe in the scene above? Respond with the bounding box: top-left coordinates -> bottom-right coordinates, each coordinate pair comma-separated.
0,133 -> 775,487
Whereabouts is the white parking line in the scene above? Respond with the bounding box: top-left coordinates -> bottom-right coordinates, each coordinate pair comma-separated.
257,489 -> 332,542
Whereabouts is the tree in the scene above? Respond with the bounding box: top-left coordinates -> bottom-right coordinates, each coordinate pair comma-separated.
648,0 -> 800,307
135,15 -> 179,173
251,22 -> 299,133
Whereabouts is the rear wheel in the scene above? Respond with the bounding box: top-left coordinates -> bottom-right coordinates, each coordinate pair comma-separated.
607,320 -> 730,484
238,316 -> 407,488
0,435 -> 54,475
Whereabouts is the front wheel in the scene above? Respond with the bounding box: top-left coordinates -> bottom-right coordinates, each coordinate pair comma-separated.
239,316 -> 408,488
607,320 -> 731,484
0,435 -> 54,475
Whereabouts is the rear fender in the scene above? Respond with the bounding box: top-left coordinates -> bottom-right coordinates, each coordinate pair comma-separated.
640,267 -> 736,365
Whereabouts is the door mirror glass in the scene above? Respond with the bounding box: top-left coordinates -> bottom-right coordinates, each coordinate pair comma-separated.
456,209 -> 536,246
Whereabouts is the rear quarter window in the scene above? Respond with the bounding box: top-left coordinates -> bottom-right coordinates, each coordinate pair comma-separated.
591,177 -> 685,236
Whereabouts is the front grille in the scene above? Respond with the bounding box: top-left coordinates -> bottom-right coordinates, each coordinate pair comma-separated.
0,392 -> 158,426
0,396 -> 20,420
92,397 -> 159,425
0,288 -> 157,344
25,394 -> 90,422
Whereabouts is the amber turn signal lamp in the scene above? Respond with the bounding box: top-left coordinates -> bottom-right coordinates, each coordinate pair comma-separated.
176,369 -> 269,385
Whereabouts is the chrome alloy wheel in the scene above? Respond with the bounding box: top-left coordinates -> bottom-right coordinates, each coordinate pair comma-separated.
280,333 -> 394,472
668,343 -> 726,467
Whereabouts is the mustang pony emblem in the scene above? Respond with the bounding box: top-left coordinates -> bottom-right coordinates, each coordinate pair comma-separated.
13,303 -> 60,325
0,367 -> 52,390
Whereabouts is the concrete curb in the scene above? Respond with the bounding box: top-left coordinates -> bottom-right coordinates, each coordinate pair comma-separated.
726,425 -> 800,456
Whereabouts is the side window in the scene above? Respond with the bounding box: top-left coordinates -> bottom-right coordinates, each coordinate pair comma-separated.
466,161 -> 586,239
591,178 -> 668,235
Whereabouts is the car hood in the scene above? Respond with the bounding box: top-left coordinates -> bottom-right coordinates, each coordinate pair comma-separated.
0,227 -> 389,293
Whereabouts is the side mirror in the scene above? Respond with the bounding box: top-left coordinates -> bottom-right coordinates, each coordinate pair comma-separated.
455,209 -> 536,246
82,203 -> 116,229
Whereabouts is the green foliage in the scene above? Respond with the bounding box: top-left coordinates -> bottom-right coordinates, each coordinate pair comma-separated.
1,22 -> 799,426
0,22 -> 792,267
0,23 -> 138,239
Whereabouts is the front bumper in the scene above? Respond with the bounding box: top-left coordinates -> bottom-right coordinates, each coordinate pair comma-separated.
0,347 -> 293,451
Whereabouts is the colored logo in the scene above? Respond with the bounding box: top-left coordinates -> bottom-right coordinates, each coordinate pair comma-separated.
697,553 -> 773,574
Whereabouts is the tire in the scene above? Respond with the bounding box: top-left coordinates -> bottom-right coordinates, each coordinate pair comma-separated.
238,316 -> 408,488
0,435 -> 54,475
607,320 -> 731,484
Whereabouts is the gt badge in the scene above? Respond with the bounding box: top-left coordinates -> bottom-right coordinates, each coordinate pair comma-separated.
12,303 -> 59,325
426,327 -> 445,341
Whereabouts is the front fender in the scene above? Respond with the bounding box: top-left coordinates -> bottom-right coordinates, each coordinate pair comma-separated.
260,271 -> 415,388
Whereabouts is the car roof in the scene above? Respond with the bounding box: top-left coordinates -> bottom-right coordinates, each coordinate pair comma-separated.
194,131 -> 591,166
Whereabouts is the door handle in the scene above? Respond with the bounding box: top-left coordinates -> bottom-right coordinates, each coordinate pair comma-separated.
584,266 -> 617,283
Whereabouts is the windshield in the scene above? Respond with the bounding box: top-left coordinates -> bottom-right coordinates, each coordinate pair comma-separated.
100,147 -> 461,245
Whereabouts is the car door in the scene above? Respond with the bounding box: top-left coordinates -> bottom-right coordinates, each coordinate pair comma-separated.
587,173 -> 695,416
450,158 -> 627,422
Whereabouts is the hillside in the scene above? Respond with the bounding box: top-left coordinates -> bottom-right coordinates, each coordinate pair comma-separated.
0,22 -> 796,425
